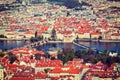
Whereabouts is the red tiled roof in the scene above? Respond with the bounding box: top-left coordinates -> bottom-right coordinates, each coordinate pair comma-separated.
24,31 -> 35,34
111,33 -> 120,36
32,50 -> 45,55
91,62 -> 107,71
37,31 -> 43,35
96,61 -> 104,66
81,64 -> 89,68
108,63 -> 117,70
33,72 -> 48,79
51,77 -> 59,80
7,33 -> 15,35
18,34 -> 24,36
66,58 -> 84,68
13,72 -> 32,77
91,32 -> 100,35
78,28 -> 85,34
10,77 -> 34,80
50,66 -> 80,74
35,59 -> 63,67
41,26 -> 48,31
9,47 -> 45,56
7,64 -> 18,69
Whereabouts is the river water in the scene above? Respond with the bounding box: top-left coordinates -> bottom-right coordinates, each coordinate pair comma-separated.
0,40 -> 120,54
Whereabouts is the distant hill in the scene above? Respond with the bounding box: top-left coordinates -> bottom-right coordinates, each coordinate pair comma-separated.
107,0 -> 120,1
48,0 -> 91,8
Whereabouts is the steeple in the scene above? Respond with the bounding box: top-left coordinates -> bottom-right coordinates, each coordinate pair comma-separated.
0,64 -> 3,69
0,64 -> 4,80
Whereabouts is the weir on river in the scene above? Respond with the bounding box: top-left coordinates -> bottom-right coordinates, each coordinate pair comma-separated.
73,41 -> 103,53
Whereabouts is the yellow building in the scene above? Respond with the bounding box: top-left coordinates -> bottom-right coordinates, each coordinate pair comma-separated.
91,33 -> 100,39
77,33 -> 90,39
24,31 -> 35,39
77,33 -> 85,39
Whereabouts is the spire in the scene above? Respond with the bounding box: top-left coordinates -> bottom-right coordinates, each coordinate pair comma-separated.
0,64 -> 3,69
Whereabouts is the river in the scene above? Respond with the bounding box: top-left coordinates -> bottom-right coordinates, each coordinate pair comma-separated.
0,40 -> 120,54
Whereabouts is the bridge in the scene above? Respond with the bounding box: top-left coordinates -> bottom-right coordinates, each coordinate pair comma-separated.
73,41 -> 103,53
73,41 -> 90,49
24,40 -> 48,48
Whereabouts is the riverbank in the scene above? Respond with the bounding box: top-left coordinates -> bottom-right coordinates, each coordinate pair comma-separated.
0,38 -> 120,54
48,40 -> 72,43
0,38 -> 120,42
78,39 -> 120,42
92,39 -> 120,42
0,38 -> 29,41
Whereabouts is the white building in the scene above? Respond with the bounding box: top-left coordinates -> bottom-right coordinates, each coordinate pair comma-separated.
111,33 -> 120,40
42,32 -> 51,39
109,52 -> 118,57
56,33 -> 64,40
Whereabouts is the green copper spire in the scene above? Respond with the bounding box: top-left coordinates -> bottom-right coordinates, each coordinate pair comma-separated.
0,64 -> 3,69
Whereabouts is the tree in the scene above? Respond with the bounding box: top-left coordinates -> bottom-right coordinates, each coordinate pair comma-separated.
75,50 -> 82,58
98,36 -> 102,42
7,52 -> 14,57
61,51 -> 75,64
30,55 -> 33,59
0,51 -> 5,57
35,31 -> 38,38
68,52 -> 75,60
91,58 -> 100,64
100,50 -> 108,57
0,34 -> 7,38
57,53 -> 63,60
51,57 -> 56,60
106,56 -> 112,67
51,29 -> 56,40
62,57 -> 68,65
35,53 -> 41,60
2,48 -> 7,52
7,52 -> 18,64
76,35 -> 79,42
9,56 -> 18,64
44,69 -> 48,73
81,50 -> 89,56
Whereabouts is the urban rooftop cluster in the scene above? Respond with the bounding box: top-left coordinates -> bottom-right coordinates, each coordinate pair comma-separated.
0,1 -> 120,42
0,47 -> 120,80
